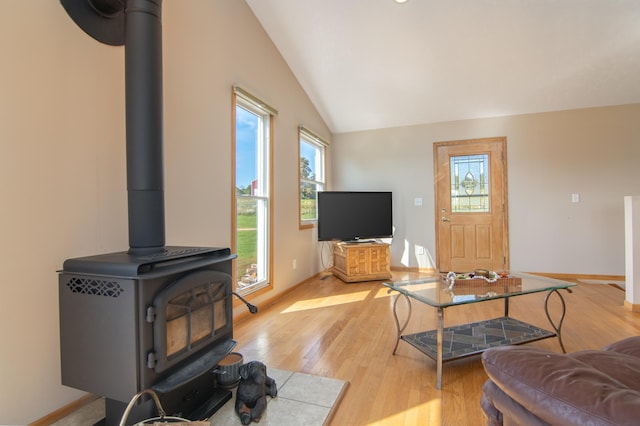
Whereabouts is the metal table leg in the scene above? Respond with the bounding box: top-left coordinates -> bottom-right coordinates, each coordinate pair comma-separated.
389,292 -> 411,355
544,288 -> 573,353
436,307 -> 444,390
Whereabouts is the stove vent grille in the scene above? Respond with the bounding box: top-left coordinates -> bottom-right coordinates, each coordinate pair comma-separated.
66,277 -> 124,298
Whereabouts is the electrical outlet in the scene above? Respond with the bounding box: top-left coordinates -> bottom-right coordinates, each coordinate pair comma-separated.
414,197 -> 423,206
571,193 -> 580,203
292,259 -> 297,270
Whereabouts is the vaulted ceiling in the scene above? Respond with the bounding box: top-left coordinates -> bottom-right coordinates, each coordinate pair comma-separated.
246,0 -> 640,134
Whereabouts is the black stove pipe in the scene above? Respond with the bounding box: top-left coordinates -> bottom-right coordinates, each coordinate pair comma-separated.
124,0 -> 166,255
60,0 -> 166,255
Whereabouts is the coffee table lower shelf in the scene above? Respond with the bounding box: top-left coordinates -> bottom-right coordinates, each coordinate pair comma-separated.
401,316 -> 556,362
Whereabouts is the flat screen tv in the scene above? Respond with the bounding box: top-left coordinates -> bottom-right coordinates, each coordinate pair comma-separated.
317,191 -> 393,242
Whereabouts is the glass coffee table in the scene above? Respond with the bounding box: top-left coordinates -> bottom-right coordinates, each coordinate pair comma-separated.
383,272 -> 575,389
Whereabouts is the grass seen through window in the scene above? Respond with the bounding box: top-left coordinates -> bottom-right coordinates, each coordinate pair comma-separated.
236,212 -> 257,278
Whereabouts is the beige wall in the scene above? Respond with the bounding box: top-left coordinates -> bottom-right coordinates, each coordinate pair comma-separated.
332,104 -> 640,275
0,1 -> 329,423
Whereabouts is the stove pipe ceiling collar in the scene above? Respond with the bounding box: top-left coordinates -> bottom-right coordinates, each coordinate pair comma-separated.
60,0 -> 126,46
60,0 -> 166,255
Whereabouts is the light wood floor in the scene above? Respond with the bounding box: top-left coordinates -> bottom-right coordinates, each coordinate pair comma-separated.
233,271 -> 640,426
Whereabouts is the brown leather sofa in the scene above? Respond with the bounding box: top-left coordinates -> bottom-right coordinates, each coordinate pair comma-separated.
481,336 -> 640,425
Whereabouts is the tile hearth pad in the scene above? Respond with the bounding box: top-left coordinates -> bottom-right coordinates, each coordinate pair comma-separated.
51,368 -> 348,426
210,368 -> 347,425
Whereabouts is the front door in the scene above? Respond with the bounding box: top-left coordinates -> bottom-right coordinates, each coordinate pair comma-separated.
434,137 -> 509,273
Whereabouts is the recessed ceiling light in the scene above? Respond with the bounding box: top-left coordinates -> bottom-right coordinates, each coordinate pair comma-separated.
395,0 -> 409,3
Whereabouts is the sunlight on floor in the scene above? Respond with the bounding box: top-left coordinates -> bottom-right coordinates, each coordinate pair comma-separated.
280,275 -> 441,314
368,398 -> 442,425
373,287 -> 394,298
280,290 -> 371,313
373,281 -> 439,299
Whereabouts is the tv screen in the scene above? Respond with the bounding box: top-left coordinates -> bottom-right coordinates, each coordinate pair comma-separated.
317,191 -> 393,242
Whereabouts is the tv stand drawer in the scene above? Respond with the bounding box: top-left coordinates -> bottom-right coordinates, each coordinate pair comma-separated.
332,242 -> 391,283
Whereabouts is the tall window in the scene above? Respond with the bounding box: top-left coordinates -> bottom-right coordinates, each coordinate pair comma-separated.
233,86 -> 276,295
299,126 -> 327,228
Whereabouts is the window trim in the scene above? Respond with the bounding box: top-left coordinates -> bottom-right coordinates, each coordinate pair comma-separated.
232,86 -> 275,298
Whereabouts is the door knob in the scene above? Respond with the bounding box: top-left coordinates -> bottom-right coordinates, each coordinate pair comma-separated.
441,216 -> 450,222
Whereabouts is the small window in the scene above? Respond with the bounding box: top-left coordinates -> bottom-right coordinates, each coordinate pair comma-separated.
299,127 -> 327,228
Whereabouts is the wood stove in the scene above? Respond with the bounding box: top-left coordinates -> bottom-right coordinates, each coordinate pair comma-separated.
57,1 -> 250,424
59,247 -> 237,424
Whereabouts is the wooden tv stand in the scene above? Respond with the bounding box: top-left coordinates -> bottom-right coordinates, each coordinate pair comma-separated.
332,242 -> 391,282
